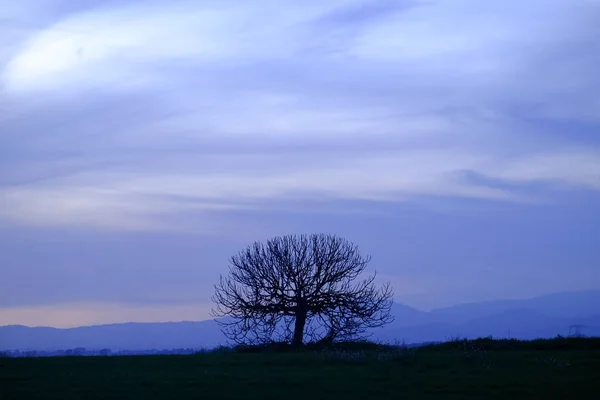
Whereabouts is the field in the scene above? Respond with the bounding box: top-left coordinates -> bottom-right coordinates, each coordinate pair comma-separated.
2,338 -> 600,399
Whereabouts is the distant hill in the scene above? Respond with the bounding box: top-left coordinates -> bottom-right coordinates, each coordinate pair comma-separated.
0,320 -> 224,352
429,289 -> 600,323
1,289 -> 599,351
373,289 -> 600,343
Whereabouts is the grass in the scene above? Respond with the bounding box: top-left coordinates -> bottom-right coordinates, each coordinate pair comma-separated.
2,337 -> 600,399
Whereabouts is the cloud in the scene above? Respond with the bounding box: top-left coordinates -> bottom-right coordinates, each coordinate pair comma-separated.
1,146 -> 599,231
1,0 -> 599,232
317,0 -> 419,26
491,149 -> 600,190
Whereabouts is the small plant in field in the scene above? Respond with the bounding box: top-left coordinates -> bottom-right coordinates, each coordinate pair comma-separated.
537,356 -> 571,369
451,338 -> 488,360
209,345 -> 235,354
441,337 -> 494,369
376,345 -> 418,364
461,345 -> 487,361
320,349 -> 367,362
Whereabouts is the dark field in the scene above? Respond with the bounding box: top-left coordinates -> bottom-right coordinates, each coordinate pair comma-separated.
2,338 -> 600,400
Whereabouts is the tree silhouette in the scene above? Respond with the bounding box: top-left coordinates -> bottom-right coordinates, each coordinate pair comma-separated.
211,233 -> 394,346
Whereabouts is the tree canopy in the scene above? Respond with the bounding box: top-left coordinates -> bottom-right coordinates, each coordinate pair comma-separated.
211,233 -> 394,346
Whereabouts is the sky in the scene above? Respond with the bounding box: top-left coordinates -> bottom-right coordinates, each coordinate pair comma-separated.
1,0 -> 599,328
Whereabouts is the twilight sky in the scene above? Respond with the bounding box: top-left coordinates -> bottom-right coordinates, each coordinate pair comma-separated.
1,0 -> 599,328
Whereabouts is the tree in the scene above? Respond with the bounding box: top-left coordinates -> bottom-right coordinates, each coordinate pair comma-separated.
211,233 -> 394,346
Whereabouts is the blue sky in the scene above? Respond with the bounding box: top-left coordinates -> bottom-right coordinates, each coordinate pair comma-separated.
1,0 -> 599,328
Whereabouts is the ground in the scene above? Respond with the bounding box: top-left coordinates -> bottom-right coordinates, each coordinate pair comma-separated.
2,338 -> 600,399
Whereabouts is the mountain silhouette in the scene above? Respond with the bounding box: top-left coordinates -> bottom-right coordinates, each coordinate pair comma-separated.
2,289 -> 599,351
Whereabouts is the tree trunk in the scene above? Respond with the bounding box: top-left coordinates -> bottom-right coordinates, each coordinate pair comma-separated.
292,310 -> 307,347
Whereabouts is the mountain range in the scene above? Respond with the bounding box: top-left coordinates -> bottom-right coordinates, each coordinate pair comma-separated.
1,289 -> 599,351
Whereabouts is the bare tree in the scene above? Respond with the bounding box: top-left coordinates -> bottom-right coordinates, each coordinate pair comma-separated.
211,233 -> 394,346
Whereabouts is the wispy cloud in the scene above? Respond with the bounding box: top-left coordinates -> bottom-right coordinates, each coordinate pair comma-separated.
1,0 -> 599,232
1,146 -> 598,231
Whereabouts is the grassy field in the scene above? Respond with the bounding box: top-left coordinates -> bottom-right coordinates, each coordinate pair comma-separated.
2,338 -> 600,399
